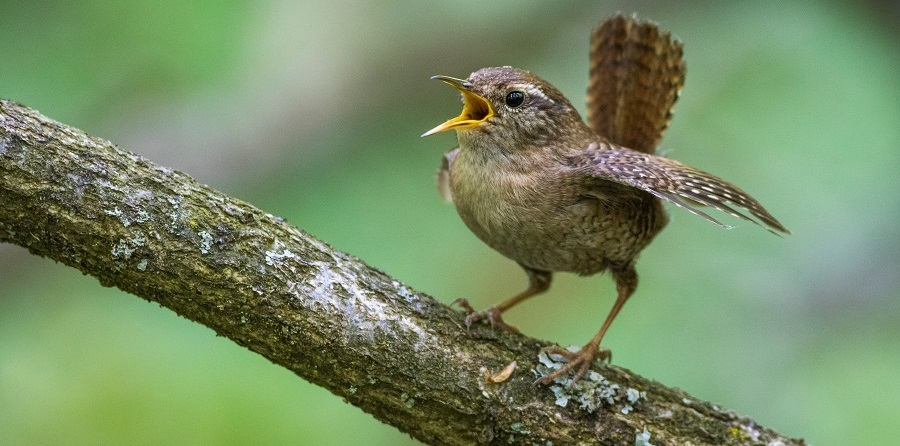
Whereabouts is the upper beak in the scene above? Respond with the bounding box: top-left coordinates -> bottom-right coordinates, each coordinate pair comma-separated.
422,75 -> 494,137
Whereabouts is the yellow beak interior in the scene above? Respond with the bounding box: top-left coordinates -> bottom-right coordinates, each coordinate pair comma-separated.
422,76 -> 494,137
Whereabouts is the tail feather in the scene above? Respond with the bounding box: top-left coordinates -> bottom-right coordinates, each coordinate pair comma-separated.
587,14 -> 686,153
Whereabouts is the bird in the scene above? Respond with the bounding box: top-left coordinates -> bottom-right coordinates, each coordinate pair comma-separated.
422,14 -> 788,384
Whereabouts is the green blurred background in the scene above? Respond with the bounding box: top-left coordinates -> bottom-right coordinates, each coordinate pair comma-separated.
1,0 -> 897,444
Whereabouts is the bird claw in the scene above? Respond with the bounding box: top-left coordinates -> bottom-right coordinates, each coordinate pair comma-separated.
534,344 -> 611,385
450,297 -> 477,314
451,298 -> 519,332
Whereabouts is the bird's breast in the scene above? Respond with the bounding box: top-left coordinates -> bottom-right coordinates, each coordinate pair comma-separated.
448,148 -> 621,274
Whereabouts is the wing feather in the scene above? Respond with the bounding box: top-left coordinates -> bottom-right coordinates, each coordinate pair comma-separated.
571,144 -> 789,234
436,148 -> 459,203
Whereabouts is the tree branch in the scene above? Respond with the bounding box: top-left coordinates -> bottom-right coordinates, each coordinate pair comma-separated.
0,100 -> 804,445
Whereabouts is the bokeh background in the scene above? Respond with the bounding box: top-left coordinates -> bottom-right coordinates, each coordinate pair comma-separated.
1,0 -> 897,445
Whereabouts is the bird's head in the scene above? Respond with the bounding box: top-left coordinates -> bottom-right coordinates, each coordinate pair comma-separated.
422,67 -> 588,149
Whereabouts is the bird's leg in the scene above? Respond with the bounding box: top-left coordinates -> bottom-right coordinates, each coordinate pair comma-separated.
536,264 -> 637,384
453,265 -> 552,332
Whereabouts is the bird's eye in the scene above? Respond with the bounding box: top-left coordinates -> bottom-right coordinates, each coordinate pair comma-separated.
505,91 -> 525,108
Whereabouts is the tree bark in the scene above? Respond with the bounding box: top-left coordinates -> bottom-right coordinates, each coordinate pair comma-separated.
0,99 -> 805,445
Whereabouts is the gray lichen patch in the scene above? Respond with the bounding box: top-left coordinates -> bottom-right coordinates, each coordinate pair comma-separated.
198,230 -> 213,254
265,239 -> 302,268
391,280 -> 429,315
103,206 -> 150,228
111,232 -> 147,260
265,243 -> 432,352
391,280 -> 419,303
167,195 -> 186,225
400,392 -> 416,408
535,351 -> 645,414
635,427 -> 654,446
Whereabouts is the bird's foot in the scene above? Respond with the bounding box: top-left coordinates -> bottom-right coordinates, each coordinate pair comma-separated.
451,298 -> 519,332
535,343 -> 611,385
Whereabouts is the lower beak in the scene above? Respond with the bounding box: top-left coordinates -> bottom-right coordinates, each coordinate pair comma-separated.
422,76 -> 494,137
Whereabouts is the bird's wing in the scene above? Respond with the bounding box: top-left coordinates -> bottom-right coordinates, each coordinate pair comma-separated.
570,144 -> 789,234
587,14 -> 686,154
436,148 -> 459,203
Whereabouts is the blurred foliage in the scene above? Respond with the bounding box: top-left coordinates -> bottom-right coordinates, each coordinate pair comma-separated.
1,1 -> 897,445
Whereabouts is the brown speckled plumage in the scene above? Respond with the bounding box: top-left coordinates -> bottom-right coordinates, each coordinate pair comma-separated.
427,15 -> 787,383
588,15 -> 686,153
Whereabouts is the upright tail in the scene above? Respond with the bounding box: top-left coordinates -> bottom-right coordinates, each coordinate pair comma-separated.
587,14 -> 686,154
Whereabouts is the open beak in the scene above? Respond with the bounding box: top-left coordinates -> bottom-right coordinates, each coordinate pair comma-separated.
422,75 -> 494,137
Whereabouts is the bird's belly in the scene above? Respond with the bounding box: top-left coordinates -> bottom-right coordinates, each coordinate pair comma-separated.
453,190 -> 619,275
448,149 -> 666,275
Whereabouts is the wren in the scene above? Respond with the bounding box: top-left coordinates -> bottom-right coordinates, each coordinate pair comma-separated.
423,15 -> 787,383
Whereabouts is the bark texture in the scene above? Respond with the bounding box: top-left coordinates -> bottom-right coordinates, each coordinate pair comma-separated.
0,99 -> 805,445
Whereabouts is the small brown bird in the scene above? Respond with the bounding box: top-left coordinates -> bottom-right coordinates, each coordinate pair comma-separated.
423,15 -> 788,384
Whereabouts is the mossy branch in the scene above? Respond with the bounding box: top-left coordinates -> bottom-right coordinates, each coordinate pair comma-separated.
0,100 -> 804,445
